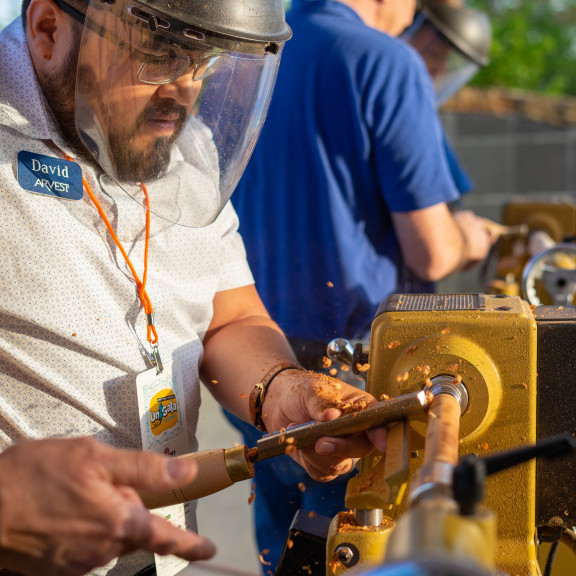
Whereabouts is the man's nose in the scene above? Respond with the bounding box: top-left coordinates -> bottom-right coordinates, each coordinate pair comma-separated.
154,70 -> 198,107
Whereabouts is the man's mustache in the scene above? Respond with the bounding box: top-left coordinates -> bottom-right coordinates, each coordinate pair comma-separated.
141,101 -> 188,130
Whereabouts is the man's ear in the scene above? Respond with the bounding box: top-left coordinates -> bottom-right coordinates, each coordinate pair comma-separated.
26,0 -> 71,69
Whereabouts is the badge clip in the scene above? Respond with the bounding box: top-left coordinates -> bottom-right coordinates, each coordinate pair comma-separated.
151,344 -> 164,375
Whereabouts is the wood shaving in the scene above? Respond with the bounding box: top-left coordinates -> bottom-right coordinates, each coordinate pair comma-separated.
328,559 -> 341,574
311,373 -> 369,413
258,551 -> 272,566
248,482 -> 256,505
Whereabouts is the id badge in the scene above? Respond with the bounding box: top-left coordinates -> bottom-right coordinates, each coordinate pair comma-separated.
136,359 -> 191,576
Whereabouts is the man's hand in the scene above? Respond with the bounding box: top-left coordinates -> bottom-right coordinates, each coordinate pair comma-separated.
0,437 -> 215,576
201,285 -> 387,481
452,210 -> 495,269
261,370 -> 388,481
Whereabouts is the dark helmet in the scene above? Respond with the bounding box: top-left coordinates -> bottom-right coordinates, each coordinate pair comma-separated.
126,0 -> 292,53
135,0 -> 292,43
419,0 -> 492,67
403,0 -> 492,105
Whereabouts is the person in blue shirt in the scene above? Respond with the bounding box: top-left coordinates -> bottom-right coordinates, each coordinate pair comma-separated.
402,0 -> 493,198
225,0 -> 495,572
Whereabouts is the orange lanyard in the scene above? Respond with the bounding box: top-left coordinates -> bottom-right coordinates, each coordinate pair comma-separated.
68,157 -> 163,374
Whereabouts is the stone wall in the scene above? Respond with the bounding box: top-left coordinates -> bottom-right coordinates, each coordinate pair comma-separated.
436,87 -> 576,293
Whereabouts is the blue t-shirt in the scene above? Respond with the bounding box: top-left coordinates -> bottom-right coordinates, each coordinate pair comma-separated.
233,0 -> 460,341
443,136 -> 474,195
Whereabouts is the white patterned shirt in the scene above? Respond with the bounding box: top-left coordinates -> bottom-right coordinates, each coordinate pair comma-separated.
0,19 -> 254,575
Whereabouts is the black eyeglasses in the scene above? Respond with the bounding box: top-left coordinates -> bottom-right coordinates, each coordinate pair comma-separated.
136,43 -> 224,85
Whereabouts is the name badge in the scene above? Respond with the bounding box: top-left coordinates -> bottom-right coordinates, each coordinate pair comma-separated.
17,151 -> 83,200
136,359 -> 192,576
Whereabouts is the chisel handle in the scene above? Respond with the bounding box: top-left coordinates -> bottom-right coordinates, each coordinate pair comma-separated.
138,446 -> 254,509
479,217 -> 528,238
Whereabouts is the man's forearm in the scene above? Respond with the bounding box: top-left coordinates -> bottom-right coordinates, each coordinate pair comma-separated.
393,205 -> 493,282
201,300 -> 299,421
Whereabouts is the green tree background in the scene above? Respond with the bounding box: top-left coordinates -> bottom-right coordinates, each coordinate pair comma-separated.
467,0 -> 576,96
0,1 -> 20,29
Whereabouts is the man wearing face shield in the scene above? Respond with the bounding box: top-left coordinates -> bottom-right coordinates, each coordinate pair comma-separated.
0,1 -> 389,574
401,0 -> 492,195
404,0 -> 491,107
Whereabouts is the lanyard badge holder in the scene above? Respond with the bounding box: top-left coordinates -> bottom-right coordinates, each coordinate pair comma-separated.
71,158 -> 191,576
71,158 -> 163,374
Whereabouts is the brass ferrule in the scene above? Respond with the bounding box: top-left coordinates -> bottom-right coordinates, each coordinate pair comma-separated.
224,445 -> 255,482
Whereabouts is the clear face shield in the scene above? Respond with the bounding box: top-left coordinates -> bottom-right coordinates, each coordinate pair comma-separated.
402,13 -> 479,107
75,0 -> 285,227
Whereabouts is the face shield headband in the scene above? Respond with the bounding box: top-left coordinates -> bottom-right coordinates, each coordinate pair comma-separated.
402,12 -> 479,107
74,0 -> 285,227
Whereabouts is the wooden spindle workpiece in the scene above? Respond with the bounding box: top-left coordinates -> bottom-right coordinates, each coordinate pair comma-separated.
423,391 -> 462,468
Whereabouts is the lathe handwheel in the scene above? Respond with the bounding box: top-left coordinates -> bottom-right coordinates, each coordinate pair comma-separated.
521,243 -> 576,306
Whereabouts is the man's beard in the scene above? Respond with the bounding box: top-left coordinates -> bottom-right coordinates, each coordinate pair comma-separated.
39,28 -> 187,183
107,100 -> 187,182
